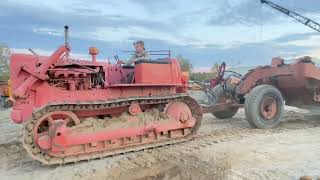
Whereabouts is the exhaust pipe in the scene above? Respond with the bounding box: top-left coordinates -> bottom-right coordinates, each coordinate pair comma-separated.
64,25 -> 70,58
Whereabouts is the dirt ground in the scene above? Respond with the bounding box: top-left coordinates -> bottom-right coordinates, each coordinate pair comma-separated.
1,102 -> 320,179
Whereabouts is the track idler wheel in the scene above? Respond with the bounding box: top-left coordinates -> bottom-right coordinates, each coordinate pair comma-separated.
244,85 -> 284,129
166,102 -> 193,124
32,111 -> 80,151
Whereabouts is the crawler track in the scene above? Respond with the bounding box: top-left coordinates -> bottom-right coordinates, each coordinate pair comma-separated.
22,94 -> 203,165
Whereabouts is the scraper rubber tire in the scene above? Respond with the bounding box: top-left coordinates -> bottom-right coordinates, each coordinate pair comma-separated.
245,85 -> 284,129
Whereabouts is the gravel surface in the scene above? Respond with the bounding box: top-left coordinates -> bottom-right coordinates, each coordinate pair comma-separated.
0,103 -> 320,180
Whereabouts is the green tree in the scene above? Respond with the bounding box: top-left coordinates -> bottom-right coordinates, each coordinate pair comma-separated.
0,44 -> 10,81
176,55 -> 193,73
211,63 -> 219,78
190,72 -> 214,82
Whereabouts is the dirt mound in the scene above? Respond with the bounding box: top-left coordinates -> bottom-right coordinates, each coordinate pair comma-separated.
88,151 -> 231,180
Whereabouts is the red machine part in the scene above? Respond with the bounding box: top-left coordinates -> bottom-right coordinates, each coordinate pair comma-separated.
210,62 -> 226,88
10,47 -> 185,124
238,56 -> 317,97
35,101 -> 195,154
219,56 -> 320,129
259,96 -> 278,120
23,96 -> 202,164
134,60 -> 182,84
205,56 -> 320,129
13,46 -> 68,98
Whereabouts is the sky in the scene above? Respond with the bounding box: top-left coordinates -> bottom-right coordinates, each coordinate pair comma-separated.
1,0 -> 320,72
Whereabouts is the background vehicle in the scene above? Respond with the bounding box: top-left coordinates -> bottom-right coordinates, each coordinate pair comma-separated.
200,0 -> 320,128
0,80 -> 11,108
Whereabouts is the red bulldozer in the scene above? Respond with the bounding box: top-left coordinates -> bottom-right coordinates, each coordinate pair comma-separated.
9,26 -> 203,165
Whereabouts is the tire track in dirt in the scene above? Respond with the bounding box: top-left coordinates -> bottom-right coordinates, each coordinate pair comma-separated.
90,110 -> 320,180
1,108 -> 320,179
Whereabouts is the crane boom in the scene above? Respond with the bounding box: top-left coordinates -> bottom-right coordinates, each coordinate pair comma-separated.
261,0 -> 320,33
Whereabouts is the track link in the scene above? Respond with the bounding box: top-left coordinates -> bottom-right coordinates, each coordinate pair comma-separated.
23,94 -> 202,165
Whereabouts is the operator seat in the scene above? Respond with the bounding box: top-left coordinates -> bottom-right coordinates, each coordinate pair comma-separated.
122,58 -> 171,84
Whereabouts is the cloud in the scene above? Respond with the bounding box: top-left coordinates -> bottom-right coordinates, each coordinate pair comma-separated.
133,0 -> 177,13
0,0 -> 184,47
273,32 -> 319,42
193,67 -> 212,73
2,0 -> 320,70
10,48 -> 92,60
206,0 -> 320,26
7,29 -> 318,71
90,26 -> 198,46
32,28 -> 62,36
206,0 -> 276,26
2,0 -> 320,48
277,34 -> 320,59
0,0 -> 168,32
274,0 -> 320,13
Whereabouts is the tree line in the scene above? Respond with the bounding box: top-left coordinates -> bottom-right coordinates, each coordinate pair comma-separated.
0,44 -> 10,82
176,55 -> 219,82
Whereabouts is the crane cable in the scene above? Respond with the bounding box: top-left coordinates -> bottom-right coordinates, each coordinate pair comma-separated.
260,2 -> 263,42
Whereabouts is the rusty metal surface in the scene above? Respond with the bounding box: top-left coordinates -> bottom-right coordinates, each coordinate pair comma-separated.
260,96 -> 278,120
238,56 -> 320,107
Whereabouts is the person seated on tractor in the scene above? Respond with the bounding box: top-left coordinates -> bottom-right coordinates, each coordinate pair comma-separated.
127,41 -> 150,65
